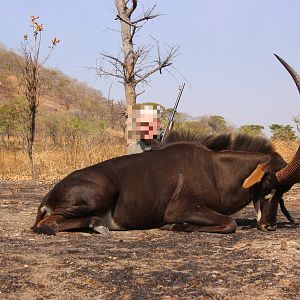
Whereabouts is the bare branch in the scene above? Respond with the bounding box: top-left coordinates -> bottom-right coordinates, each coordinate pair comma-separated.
132,5 -> 161,25
117,100 -> 127,117
96,52 -> 125,80
96,67 -> 124,80
108,83 -> 113,101
135,44 -> 180,84
101,51 -> 125,68
129,23 -> 137,44
41,46 -> 54,66
136,89 -> 145,97
167,64 -> 191,88
127,0 -> 137,18
115,2 -> 161,45
115,14 -> 132,26
102,26 -> 122,34
150,35 -> 162,73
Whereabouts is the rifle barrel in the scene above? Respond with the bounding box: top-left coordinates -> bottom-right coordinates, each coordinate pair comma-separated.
161,83 -> 185,142
169,83 -> 185,122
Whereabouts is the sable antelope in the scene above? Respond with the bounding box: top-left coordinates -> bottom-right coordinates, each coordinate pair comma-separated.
32,54 -> 299,235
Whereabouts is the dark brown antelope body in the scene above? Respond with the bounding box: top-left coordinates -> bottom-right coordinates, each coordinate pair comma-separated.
32,136 -> 291,235
32,54 -> 300,235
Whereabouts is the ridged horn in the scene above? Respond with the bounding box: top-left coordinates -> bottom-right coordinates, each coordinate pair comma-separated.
274,54 -> 300,184
276,147 -> 300,184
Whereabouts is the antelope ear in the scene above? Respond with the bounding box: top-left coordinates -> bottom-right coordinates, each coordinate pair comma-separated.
242,163 -> 268,189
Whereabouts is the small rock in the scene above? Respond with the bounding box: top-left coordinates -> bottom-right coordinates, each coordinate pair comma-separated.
287,241 -> 300,250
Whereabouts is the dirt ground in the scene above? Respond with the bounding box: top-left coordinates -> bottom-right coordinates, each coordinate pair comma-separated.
0,181 -> 299,300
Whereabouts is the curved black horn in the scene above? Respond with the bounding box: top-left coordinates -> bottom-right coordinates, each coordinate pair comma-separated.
274,54 -> 300,184
274,54 -> 300,94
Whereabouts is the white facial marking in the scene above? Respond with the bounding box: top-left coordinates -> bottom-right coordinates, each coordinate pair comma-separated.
265,189 -> 276,201
40,206 -> 52,215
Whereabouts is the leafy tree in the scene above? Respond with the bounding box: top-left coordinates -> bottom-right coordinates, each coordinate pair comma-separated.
208,115 -> 228,134
269,124 -> 297,141
0,96 -> 29,145
238,124 -> 264,136
182,121 -> 210,135
41,110 -> 66,146
0,104 -> 17,140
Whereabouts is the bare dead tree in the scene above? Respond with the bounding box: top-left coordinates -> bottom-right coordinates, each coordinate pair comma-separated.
17,16 -> 59,181
96,0 -> 179,108
293,115 -> 300,136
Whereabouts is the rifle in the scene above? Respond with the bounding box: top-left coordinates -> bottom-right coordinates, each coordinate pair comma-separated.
161,83 -> 185,143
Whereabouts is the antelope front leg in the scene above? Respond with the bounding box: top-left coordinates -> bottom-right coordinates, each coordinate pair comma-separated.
162,202 -> 237,234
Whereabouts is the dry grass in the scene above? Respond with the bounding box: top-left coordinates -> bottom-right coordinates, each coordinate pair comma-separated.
0,138 -> 298,181
0,141 -> 126,181
273,139 -> 299,162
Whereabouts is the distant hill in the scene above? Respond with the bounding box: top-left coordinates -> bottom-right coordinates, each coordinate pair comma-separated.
0,43 -> 107,116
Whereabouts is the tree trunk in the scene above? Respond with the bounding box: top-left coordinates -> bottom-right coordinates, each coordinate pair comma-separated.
28,143 -> 36,183
116,0 -> 137,106
125,83 -> 136,106
27,104 -> 37,183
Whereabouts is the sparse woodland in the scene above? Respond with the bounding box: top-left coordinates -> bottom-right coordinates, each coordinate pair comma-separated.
0,2 -> 299,181
0,38 -> 299,180
0,44 -> 127,179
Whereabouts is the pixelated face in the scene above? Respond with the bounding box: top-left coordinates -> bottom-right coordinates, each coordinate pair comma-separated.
127,105 -> 162,141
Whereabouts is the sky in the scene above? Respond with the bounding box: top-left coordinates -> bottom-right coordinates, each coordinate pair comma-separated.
1,0 -> 300,133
